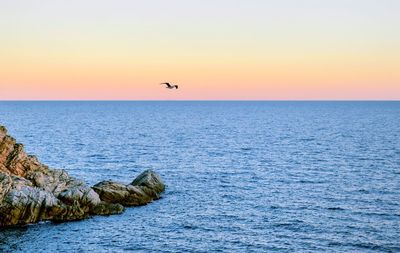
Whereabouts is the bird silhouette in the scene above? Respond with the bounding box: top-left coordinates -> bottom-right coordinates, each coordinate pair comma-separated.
160,82 -> 178,89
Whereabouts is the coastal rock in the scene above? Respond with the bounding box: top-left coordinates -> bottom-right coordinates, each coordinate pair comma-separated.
92,170 -> 165,206
0,125 -> 165,227
131,169 -> 165,199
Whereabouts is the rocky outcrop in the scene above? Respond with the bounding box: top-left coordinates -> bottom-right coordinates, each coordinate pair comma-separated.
0,125 -> 165,227
93,170 -> 165,206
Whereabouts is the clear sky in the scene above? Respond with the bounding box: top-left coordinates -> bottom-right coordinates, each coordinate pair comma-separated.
0,0 -> 399,100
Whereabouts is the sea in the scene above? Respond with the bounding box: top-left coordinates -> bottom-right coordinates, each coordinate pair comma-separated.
0,101 -> 399,252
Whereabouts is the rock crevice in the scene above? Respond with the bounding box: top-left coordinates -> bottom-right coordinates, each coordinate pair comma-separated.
0,126 -> 165,227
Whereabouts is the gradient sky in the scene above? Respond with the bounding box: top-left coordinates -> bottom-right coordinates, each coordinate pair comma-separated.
0,0 -> 399,100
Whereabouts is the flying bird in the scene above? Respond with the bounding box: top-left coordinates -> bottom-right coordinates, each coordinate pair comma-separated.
160,82 -> 178,89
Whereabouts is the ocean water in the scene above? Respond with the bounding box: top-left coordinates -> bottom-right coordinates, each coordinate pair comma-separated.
0,101 -> 399,252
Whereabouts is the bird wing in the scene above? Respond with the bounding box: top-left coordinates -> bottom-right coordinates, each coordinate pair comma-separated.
161,82 -> 172,87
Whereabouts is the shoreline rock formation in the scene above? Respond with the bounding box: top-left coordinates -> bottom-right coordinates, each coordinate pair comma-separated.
0,125 -> 165,227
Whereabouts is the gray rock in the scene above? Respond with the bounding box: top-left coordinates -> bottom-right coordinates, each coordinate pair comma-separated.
92,170 -> 165,207
90,202 -> 125,216
131,169 -> 165,199
0,172 -> 12,202
0,183 -> 63,225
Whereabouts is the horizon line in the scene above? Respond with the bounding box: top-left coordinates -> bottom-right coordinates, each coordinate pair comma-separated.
0,99 -> 399,102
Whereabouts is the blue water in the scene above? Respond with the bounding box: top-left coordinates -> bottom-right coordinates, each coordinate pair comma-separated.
0,101 -> 399,252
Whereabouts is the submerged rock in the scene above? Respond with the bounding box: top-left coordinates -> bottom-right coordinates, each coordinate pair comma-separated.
0,125 -> 165,227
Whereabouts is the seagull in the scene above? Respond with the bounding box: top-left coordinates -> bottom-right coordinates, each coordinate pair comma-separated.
160,82 -> 178,89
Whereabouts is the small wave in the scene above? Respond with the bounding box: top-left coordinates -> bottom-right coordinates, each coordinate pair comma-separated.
328,241 -> 389,251
87,154 -> 106,158
298,180 -> 326,184
326,207 -> 345,211
182,224 -> 197,230
240,147 -> 252,151
298,138 -> 315,142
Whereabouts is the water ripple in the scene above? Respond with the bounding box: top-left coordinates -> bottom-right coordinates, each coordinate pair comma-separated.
0,101 -> 399,252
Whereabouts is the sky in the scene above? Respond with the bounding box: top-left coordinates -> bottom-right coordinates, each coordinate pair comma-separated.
0,0 -> 399,100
